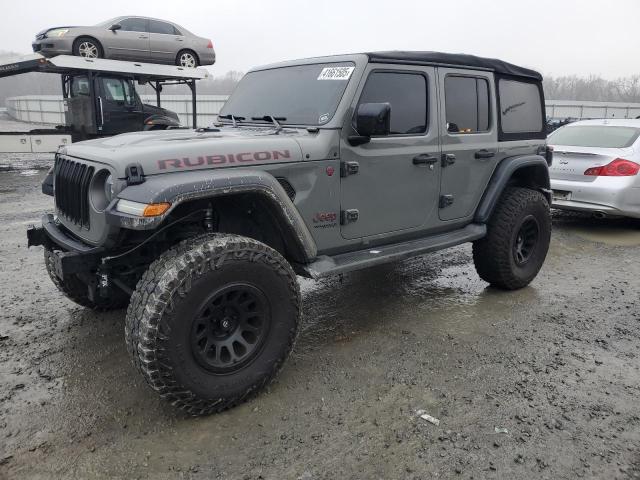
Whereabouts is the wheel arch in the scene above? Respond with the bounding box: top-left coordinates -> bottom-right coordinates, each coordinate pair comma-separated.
475,155 -> 551,223
112,169 -> 317,265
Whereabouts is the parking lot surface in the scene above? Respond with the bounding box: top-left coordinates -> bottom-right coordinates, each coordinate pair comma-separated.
0,162 -> 639,479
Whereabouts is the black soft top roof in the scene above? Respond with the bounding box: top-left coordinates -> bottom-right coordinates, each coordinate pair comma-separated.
366,51 -> 542,81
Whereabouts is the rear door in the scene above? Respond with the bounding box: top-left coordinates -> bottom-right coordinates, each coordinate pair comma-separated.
438,69 -> 498,221
148,19 -> 182,64
104,17 -> 150,61
339,65 -> 441,240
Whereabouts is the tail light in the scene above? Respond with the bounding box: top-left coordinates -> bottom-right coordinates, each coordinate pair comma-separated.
584,158 -> 640,177
206,39 -> 213,49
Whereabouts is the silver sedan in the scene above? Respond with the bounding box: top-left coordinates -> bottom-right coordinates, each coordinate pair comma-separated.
32,16 -> 215,67
549,119 -> 640,218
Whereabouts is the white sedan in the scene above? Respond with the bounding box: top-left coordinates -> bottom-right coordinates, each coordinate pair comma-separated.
548,119 -> 640,218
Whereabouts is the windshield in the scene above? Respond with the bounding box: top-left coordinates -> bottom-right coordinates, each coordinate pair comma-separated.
219,62 -> 355,126
549,125 -> 640,148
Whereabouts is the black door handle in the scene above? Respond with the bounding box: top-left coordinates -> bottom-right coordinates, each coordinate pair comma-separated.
475,149 -> 496,159
413,154 -> 438,165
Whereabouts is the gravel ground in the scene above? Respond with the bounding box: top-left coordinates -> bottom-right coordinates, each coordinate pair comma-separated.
0,165 -> 639,480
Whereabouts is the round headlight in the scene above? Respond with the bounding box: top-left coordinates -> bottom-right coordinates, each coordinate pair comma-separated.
104,174 -> 114,202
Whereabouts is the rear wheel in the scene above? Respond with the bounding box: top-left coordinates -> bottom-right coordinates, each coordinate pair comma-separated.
125,234 -> 301,415
473,187 -> 551,290
72,37 -> 103,59
176,50 -> 199,67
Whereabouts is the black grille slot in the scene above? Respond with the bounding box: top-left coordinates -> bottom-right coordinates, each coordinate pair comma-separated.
54,157 -> 94,228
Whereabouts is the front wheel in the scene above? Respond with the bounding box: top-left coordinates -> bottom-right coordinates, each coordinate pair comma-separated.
473,187 -> 551,290
72,37 -> 103,59
125,234 -> 301,415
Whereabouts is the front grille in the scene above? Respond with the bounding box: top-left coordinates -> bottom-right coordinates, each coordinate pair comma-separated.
54,156 -> 94,228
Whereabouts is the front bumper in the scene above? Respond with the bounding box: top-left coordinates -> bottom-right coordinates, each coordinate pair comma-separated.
27,214 -> 103,280
32,37 -> 74,56
550,177 -> 640,218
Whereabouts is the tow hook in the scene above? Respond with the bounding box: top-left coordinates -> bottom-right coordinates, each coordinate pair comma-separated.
97,266 -> 110,299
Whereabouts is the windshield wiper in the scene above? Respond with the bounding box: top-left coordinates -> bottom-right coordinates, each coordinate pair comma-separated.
251,115 -> 286,133
218,114 -> 245,127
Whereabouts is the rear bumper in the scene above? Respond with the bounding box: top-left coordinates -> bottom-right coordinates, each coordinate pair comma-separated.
550,177 -> 640,218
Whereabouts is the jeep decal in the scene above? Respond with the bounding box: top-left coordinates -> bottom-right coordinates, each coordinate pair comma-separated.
158,150 -> 291,170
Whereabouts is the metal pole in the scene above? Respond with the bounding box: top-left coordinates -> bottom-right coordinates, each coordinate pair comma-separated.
156,81 -> 161,107
191,80 -> 197,128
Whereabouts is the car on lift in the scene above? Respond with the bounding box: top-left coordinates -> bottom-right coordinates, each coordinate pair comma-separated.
0,54 -> 207,154
32,16 -> 215,67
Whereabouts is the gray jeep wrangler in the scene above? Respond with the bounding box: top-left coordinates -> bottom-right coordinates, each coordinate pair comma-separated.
28,51 -> 553,415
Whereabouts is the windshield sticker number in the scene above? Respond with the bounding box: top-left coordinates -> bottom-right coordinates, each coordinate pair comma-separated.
317,66 -> 355,81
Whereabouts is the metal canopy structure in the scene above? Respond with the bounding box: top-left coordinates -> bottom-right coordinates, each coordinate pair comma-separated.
0,53 -> 210,127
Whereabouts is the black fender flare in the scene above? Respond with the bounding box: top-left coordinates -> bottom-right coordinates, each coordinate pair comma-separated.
475,154 -> 551,223
108,168 -> 318,262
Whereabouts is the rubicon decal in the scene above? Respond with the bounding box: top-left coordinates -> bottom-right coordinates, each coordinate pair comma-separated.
158,150 -> 291,170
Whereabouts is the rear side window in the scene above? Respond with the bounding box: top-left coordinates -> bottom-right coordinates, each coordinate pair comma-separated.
358,72 -> 427,135
149,20 -> 178,35
499,79 -> 543,134
445,76 -> 490,134
549,125 -> 640,148
119,18 -> 148,32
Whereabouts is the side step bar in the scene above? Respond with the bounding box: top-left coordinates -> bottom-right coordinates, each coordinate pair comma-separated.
300,223 -> 486,279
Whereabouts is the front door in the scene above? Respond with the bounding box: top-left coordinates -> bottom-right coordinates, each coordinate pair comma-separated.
96,76 -> 144,135
105,17 -> 150,61
438,69 -> 499,221
340,65 -> 441,240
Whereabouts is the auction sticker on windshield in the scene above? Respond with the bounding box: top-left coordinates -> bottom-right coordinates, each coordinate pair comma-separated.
318,66 -> 355,80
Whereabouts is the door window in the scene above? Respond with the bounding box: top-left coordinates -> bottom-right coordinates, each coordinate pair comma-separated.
119,18 -> 148,32
149,20 -> 178,35
445,76 -> 490,134
357,72 -> 427,135
70,76 -> 90,97
101,77 -> 135,105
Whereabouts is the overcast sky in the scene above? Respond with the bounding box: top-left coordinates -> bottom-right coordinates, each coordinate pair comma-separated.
4,0 -> 639,79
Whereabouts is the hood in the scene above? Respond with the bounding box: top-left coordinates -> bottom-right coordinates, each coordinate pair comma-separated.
59,126 -> 310,178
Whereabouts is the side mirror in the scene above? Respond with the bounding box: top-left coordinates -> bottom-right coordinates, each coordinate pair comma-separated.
109,23 -> 122,31
349,102 -> 390,146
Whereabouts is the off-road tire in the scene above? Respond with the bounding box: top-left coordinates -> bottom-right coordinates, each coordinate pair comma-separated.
473,187 -> 551,290
125,234 -> 301,416
44,248 -> 129,310
72,37 -> 103,59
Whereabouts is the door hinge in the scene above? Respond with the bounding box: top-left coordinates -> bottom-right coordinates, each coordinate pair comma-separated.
340,209 -> 359,224
441,153 -> 456,167
340,161 -> 359,177
439,195 -> 454,209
